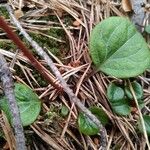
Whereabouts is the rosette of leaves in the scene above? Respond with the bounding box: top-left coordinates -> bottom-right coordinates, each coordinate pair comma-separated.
0,83 -> 41,126
107,83 -> 131,116
89,17 -> 150,78
107,82 -> 144,116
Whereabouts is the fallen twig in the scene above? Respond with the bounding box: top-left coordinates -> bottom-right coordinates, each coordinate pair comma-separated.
0,16 -> 61,90
0,53 -> 26,150
4,4 -> 107,149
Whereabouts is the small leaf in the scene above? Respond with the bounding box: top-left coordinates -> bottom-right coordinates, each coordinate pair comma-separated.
125,81 -> 143,100
137,115 -> 150,136
145,25 -> 150,34
90,17 -> 150,78
89,106 -> 109,126
78,112 -> 99,135
107,83 -> 131,116
107,83 -> 124,102
138,100 -> 145,109
111,104 -> 131,116
0,83 -> 41,126
60,105 -> 69,117
107,83 -> 124,103
14,9 -> 24,19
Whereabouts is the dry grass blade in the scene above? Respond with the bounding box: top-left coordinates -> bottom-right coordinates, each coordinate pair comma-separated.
129,80 -> 150,149
0,49 -> 29,63
106,128 -> 115,150
0,112 -> 16,150
31,124 -> 63,150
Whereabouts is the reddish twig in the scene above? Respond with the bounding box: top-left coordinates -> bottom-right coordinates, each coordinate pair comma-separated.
1,4 -> 107,149
0,53 -> 26,150
0,16 -> 61,90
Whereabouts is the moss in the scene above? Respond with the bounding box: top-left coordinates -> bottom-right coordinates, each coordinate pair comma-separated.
48,28 -> 65,38
0,7 -> 9,19
63,15 -> 73,26
0,13 -> 70,87
29,27 -> 68,58
28,69 -> 47,87
0,41 -> 16,51
39,15 -> 58,22
50,47 -> 60,56
36,76 -> 48,87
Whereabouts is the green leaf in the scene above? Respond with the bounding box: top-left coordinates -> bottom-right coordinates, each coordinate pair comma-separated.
0,83 -> 41,126
145,25 -> 150,34
60,105 -> 69,117
137,115 -> 150,136
125,81 -> 143,100
89,106 -> 109,126
78,106 -> 109,136
107,83 -> 124,102
111,104 -> 131,116
78,112 -> 99,135
89,17 -> 150,78
107,83 -> 131,116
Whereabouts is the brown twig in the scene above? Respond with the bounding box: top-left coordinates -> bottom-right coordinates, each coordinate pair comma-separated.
0,16 -> 61,90
3,3 -> 102,128
2,4 -> 107,149
0,53 -> 26,150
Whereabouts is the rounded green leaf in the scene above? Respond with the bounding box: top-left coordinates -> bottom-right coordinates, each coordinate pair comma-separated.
78,112 -> 99,135
107,83 -> 131,116
89,17 -> 150,78
0,83 -> 41,126
125,81 -> 143,100
89,106 -> 109,126
111,104 -> 131,116
137,115 -> 150,136
107,83 -> 124,102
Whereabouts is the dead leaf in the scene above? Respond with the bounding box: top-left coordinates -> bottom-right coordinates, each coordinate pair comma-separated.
122,0 -> 132,12
14,9 -> 24,19
56,9 -> 63,18
68,60 -> 81,67
73,18 -> 82,27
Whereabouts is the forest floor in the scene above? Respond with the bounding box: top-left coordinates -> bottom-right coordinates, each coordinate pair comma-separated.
0,0 -> 150,150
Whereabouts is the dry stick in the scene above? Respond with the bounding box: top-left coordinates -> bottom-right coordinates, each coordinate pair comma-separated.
0,16 -> 60,90
4,4 -> 107,149
129,81 -> 150,149
0,53 -> 26,150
